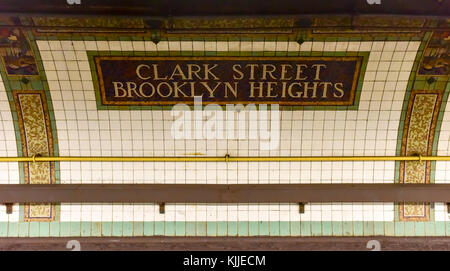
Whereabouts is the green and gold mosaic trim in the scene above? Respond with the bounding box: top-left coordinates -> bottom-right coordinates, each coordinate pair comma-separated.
13,90 -> 56,221
0,28 -> 61,222
24,15 -> 434,40
395,31 -> 450,221
398,90 -> 442,221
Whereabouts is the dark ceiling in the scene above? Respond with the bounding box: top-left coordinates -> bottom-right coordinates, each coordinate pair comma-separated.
0,0 -> 448,17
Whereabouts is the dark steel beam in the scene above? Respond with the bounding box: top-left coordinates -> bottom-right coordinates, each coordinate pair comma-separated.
0,0 -> 448,17
1,184 -> 450,203
3,23 -> 449,32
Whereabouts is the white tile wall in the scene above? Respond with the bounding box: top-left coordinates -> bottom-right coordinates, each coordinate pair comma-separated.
59,202 -> 394,222
33,40 -> 421,222
0,76 -> 19,222
435,101 -> 450,191
434,98 -> 450,221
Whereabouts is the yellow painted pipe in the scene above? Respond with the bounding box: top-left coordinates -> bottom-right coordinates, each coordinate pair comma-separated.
0,155 -> 449,162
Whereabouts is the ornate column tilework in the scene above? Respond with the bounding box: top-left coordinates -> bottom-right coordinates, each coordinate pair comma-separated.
396,30 -> 450,222
399,90 -> 442,221
0,25 -> 60,223
13,90 -> 56,221
424,30 -> 450,221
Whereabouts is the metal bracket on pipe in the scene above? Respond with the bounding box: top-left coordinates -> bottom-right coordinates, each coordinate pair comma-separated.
5,203 -> 12,214
299,203 -> 305,214
3,155 -> 450,163
159,203 -> 165,214
31,154 -> 41,163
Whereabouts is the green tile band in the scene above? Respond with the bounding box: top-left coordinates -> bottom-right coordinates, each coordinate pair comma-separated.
2,221 -> 450,237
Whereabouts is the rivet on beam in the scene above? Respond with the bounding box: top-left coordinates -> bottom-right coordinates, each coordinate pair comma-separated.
159,203 -> 165,214
427,77 -> 436,85
21,77 -> 29,84
5,203 -> 13,214
151,34 -> 161,45
299,203 -> 305,214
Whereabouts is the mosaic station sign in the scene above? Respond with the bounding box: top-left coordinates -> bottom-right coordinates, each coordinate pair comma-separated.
95,56 -> 363,106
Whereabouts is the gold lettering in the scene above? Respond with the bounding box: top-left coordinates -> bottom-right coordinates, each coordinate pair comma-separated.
261,64 -> 277,80
224,82 -> 238,98
281,82 -> 287,98
169,64 -> 188,80
303,82 -> 319,98
266,82 -> 278,98
333,82 -> 345,98
288,83 -> 302,98
203,64 -> 219,80
250,82 -> 264,98
295,64 -> 308,80
246,64 -> 259,80
136,64 -> 151,80
152,64 -> 168,80
173,82 -> 189,98
200,82 -> 221,98
280,64 -> 292,80
312,64 -> 326,80
187,64 -> 202,80
138,82 -> 155,97
112,82 -> 127,97
189,82 -> 196,97
232,64 -> 244,80
320,82 -> 333,98
157,82 -> 173,97
126,82 -> 142,97
115,61 -> 342,102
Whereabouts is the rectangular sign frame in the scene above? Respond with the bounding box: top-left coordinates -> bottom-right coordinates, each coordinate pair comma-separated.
94,56 -> 364,107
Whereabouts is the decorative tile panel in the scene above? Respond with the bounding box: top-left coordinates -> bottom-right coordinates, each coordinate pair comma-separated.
13,90 -> 56,221
399,91 -> 442,221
